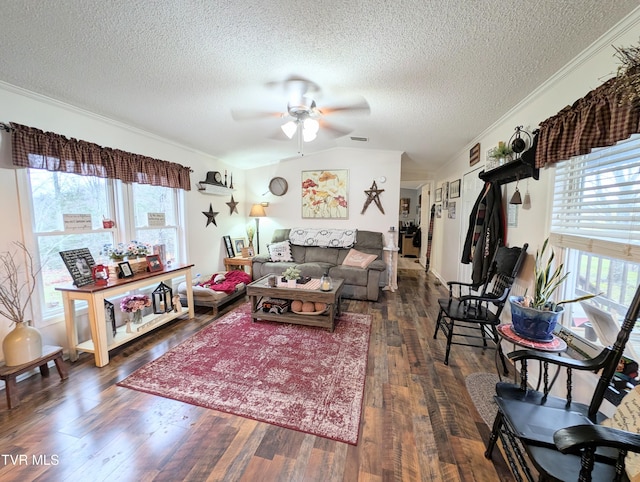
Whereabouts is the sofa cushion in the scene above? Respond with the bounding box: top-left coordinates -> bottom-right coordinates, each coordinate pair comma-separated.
601,384 -> 640,480
342,248 -> 378,268
304,246 -> 339,265
267,240 -> 294,262
329,266 -> 369,286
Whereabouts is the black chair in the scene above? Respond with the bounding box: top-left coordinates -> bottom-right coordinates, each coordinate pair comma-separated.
433,243 -> 528,370
485,284 -> 640,481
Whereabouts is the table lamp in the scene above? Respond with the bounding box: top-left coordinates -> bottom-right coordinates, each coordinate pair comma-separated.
249,204 -> 267,254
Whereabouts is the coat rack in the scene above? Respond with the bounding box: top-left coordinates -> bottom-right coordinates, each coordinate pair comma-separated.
479,129 -> 540,185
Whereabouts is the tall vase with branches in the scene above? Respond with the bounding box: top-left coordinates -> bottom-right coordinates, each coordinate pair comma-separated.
0,242 -> 43,366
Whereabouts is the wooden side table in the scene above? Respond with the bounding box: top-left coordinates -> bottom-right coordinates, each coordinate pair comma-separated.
497,324 -> 567,385
0,345 -> 68,409
224,256 -> 254,277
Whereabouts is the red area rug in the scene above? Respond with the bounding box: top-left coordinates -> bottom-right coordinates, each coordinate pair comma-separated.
117,303 -> 371,444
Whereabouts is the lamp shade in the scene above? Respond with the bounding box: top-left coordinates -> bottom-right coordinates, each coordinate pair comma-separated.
249,204 -> 267,217
281,120 -> 297,139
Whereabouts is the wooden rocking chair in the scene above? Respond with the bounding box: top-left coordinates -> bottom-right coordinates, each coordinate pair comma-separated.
434,243 -> 528,371
484,284 -> 640,481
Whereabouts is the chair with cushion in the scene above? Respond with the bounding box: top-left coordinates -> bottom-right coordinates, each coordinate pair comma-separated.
484,284 -> 640,482
433,243 -> 528,370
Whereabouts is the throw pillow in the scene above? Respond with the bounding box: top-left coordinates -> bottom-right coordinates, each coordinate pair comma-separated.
267,240 -> 294,262
601,384 -> 640,481
342,248 -> 378,269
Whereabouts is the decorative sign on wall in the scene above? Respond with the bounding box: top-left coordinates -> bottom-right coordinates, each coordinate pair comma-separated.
63,214 -> 92,231
147,213 -> 166,227
470,143 -> 481,166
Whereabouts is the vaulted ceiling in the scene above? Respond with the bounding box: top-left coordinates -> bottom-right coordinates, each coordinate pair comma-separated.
0,1 -> 637,182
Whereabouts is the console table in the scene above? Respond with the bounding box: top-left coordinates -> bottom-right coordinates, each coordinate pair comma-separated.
57,264 -> 195,367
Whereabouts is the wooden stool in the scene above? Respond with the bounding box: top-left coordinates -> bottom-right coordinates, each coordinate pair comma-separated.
0,345 -> 68,409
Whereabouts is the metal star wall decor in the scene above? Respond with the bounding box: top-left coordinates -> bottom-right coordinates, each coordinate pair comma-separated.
361,180 -> 385,214
226,195 -> 239,215
202,203 -> 219,227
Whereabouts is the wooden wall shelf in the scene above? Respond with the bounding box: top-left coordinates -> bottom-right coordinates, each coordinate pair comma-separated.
197,184 -> 233,195
478,158 -> 539,185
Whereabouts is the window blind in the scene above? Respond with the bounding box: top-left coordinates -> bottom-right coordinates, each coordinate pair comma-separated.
550,134 -> 640,261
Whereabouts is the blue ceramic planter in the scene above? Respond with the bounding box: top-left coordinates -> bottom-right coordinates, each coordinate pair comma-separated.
509,296 -> 564,342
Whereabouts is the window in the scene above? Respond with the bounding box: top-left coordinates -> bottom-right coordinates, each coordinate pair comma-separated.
23,169 -> 185,323
550,134 -> 640,355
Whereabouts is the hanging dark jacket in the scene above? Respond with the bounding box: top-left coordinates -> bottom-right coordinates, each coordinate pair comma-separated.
461,182 -> 504,286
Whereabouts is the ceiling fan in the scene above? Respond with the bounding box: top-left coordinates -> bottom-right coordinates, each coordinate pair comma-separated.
231,76 -> 370,155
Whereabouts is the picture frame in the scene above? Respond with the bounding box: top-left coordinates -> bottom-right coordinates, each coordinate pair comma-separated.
232,238 -> 245,256
450,179 -> 461,199
146,254 -> 163,273
118,261 -> 134,278
222,235 -> 234,258
448,201 -> 456,219
435,188 -> 442,203
59,248 -> 96,287
104,300 -> 117,338
301,169 -> 349,219
469,143 -> 481,166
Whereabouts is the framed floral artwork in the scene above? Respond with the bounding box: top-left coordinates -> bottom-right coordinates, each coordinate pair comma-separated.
301,170 -> 349,219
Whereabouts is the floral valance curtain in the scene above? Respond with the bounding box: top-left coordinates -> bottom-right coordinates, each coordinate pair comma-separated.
535,68 -> 640,168
10,123 -> 192,190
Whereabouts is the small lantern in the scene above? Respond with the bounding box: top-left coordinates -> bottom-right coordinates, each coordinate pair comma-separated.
152,282 -> 173,314
320,271 -> 333,291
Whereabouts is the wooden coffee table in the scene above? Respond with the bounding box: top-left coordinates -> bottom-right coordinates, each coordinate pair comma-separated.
246,276 -> 344,332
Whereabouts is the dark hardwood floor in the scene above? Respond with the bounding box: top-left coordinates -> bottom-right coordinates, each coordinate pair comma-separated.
0,269 -> 514,481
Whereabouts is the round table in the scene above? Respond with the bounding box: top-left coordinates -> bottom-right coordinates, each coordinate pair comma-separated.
496,324 -> 567,385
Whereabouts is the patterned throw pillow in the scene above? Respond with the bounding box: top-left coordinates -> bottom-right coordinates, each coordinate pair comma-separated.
601,384 -> 640,480
267,240 -> 294,262
342,248 -> 378,269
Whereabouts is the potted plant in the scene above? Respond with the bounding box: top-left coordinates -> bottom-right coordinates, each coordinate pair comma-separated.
282,266 -> 301,288
510,238 -> 597,341
488,142 -> 514,168
0,242 -> 43,366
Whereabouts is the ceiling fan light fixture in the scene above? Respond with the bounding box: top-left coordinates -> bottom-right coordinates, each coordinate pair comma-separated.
281,120 -> 297,139
303,128 -> 317,142
303,118 -> 319,134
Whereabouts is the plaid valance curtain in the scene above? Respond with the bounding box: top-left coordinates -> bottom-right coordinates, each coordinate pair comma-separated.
10,123 -> 192,190
535,70 -> 640,168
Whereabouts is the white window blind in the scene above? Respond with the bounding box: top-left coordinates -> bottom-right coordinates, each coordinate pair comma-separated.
550,134 -> 640,261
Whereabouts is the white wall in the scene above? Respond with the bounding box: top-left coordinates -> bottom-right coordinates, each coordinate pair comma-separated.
243,147 -> 402,252
428,8 -> 640,413
430,9 -> 640,290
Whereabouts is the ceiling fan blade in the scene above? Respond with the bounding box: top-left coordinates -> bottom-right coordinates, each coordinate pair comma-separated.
231,109 -> 284,121
319,120 -> 353,138
265,75 -> 320,98
320,96 -> 370,116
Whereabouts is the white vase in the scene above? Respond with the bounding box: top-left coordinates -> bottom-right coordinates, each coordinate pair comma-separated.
2,321 -> 43,366
287,279 -> 297,288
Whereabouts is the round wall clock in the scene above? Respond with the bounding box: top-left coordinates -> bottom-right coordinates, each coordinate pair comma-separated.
269,177 -> 288,196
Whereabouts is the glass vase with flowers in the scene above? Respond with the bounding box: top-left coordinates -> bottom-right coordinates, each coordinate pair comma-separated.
120,294 -> 151,324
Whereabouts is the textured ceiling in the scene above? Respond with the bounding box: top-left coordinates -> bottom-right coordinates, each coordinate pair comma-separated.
0,1 -> 638,180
